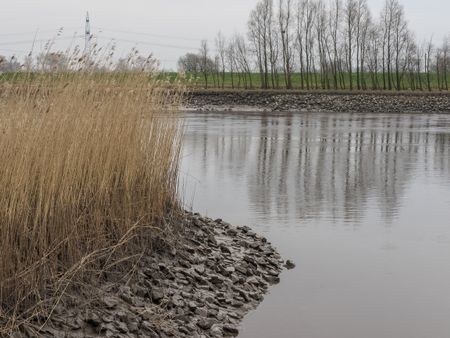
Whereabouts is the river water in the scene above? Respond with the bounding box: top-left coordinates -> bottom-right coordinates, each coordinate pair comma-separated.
180,111 -> 450,338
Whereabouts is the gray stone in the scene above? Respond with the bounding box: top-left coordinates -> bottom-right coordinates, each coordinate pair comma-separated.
210,325 -> 223,337
132,284 -> 149,298
284,259 -> 296,270
151,287 -> 165,303
114,321 -> 129,333
197,318 -> 215,330
102,295 -> 119,309
223,324 -> 239,336
128,321 -> 139,333
216,310 -> 227,321
86,311 -> 102,327
195,307 -> 208,317
194,264 -> 206,275
219,244 -> 231,254
172,294 -> 185,307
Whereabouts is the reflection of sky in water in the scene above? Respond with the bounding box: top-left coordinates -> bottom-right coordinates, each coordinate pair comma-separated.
180,111 -> 450,338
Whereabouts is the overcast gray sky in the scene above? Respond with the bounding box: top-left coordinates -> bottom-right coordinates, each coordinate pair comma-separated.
0,0 -> 448,70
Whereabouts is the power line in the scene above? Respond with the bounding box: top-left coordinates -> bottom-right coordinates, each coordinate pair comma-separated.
0,35 -> 84,47
0,48 -> 28,53
0,33 -> 217,56
95,35 -> 201,51
95,35 -> 219,53
93,27 -> 205,42
0,27 -> 83,37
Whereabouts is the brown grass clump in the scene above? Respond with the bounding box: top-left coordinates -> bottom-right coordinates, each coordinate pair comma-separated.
0,71 -> 184,328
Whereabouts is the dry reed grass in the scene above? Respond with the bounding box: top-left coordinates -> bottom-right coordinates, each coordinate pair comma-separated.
0,71 -> 184,330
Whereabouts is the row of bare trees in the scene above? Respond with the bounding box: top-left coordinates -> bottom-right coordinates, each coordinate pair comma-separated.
178,36 -> 255,89
179,0 -> 450,91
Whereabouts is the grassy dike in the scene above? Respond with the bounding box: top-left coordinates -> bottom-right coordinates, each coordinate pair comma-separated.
0,73 -> 285,338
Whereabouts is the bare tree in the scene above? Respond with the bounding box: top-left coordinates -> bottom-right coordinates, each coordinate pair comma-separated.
344,0 -> 357,90
380,1 -> 391,89
391,1 -> 408,90
235,35 -> 254,88
296,0 -> 317,89
380,0 -> 406,90
329,0 -> 342,89
414,42 -> 424,91
268,16 -> 281,88
226,40 -> 237,88
366,25 -> 381,89
425,37 -> 433,91
354,0 -> 370,89
437,36 -> 449,90
443,36 -> 449,90
404,34 -> 417,90
296,0 -> 307,89
316,0 -> 331,89
178,53 -> 201,78
216,32 -> 227,88
199,40 -> 210,88
279,0 -> 294,88
248,0 -> 273,88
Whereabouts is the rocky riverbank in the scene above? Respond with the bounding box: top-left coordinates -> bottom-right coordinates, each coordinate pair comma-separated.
13,211 -> 284,338
186,90 -> 450,113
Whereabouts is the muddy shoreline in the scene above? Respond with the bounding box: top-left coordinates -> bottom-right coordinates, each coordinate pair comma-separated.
13,212 -> 284,338
186,90 -> 450,113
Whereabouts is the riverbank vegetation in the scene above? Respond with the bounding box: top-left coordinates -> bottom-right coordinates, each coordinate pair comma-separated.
0,63 -> 184,333
178,0 -> 450,92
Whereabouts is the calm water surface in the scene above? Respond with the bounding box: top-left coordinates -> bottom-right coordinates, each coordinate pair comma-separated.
180,111 -> 450,338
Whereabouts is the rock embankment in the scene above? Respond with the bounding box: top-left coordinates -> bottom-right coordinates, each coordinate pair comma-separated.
16,212 -> 284,338
187,90 -> 450,113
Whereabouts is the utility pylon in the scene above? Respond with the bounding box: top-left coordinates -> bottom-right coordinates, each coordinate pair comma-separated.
84,12 -> 91,56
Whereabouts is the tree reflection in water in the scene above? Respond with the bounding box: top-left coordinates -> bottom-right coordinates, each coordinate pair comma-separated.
182,111 -> 450,226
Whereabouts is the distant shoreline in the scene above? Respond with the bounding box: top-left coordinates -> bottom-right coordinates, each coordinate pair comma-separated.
186,90 -> 450,114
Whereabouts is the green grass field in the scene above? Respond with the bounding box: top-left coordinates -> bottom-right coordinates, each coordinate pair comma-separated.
161,71 -> 450,92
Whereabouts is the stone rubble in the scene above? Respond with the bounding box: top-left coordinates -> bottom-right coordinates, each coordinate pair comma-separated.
13,211 -> 284,338
186,91 -> 450,113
